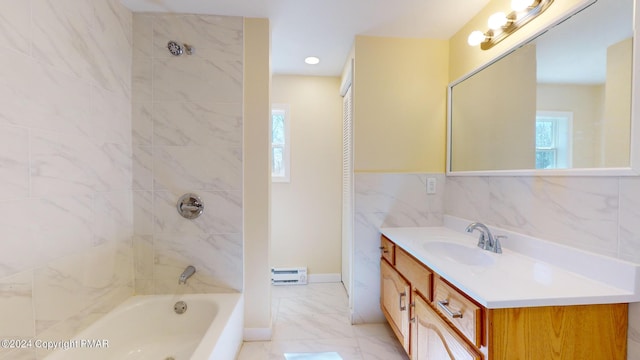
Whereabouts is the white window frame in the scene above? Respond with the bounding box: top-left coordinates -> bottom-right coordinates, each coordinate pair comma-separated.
271,104 -> 290,182
535,111 -> 573,169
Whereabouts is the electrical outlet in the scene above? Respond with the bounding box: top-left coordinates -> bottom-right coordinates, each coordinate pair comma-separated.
426,177 -> 436,194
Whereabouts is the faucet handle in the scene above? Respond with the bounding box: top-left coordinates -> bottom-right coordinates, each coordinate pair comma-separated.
493,235 -> 506,253
476,232 -> 487,249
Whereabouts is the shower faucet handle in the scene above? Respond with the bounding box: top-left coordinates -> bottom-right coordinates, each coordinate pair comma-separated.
177,193 -> 204,219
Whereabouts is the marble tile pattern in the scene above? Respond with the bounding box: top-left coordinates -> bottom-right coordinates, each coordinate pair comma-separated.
352,173 -> 445,323
445,174 -> 640,358
237,283 -> 409,360
131,13 -> 244,295
0,1 -> 133,359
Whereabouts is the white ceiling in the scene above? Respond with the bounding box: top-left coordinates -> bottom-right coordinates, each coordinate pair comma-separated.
119,0 -> 490,76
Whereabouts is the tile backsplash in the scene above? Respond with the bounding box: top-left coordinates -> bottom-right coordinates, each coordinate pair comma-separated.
0,1 -> 133,359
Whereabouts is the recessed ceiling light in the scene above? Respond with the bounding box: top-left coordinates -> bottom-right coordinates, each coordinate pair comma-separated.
304,56 -> 320,65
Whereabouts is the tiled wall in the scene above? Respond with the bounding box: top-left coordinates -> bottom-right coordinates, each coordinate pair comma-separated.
0,1 -> 133,359
352,173 -> 445,323
131,14 -> 244,294
445,175 -> 640,359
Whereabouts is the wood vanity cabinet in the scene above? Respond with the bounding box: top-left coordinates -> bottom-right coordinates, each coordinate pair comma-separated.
380,234 -> 629,360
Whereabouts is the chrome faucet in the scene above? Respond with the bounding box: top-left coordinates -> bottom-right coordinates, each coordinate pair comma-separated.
179,265 -> 196,285
465,222 -> 502,253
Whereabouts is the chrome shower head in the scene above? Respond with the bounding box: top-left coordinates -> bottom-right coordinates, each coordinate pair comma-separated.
167,41 -> 194,56
167,41 -> 183,56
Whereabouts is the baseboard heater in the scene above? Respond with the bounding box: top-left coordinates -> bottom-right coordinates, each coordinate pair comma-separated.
271,267 -> 307,285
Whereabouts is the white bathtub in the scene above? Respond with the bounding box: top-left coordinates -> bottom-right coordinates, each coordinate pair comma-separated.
45,293 -> 243,360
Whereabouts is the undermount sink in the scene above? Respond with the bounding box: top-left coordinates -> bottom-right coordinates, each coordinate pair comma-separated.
423,241 -> 496,266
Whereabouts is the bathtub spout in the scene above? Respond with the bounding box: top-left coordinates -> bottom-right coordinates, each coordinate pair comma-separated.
179,265 -> 196,285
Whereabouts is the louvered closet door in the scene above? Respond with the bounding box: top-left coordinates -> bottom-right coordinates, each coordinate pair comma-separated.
341,84 -> 353,297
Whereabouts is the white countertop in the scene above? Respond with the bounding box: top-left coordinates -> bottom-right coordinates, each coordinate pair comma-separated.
380,225 -> 640,309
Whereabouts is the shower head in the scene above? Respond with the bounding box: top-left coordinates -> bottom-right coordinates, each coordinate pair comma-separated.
167,41 -> 183,56
167,41 -> 194,56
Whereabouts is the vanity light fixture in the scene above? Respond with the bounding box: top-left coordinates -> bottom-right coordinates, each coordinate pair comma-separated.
467,0 -> 554,50
304,56 -> 320,65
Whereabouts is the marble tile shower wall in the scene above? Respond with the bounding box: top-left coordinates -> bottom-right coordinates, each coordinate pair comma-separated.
444,175 -> 640,359
131,14 -> 244,295
352,173 -> 445,323
0,1 -> 133,359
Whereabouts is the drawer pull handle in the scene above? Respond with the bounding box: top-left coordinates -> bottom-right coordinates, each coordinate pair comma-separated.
379,246 -> 389,254
399,291 -> 407,311
438,300 -> 463,319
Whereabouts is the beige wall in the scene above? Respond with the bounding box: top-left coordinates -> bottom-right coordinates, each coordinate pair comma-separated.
243,17 -> 272,339
451,44 -> 537,171
353,36 -> 449,173
603,37 -> 633,167
271,75 -> 343,276
537,83 -> 604,168
0,1 -> 133,359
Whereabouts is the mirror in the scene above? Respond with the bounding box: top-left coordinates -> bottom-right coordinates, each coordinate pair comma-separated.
448,0 -> 635,174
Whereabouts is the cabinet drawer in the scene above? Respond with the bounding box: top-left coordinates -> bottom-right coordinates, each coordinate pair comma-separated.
412,294 -> 482,360
395,247 -> 432,300
434,277 -> 483,347
380,235 -> 395,265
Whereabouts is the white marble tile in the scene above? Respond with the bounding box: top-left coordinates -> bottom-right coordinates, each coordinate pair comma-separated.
133,191 -> 153,235
153,232 -> 242,292
0,0 -> 31,55
31,0 -> 95,80
237,341 -> 271,360
33,253 -> 86,334
133,235 -> 153,280
153,101 -> 242,147
94,143 -> 133,192
618,178 -> 640,263
273,312 -> 355,341
153,58 -> 242,103
133,14 -> 153,59
133,146 -> 153,190
30,130 -> 98,197
269,338 -> 362,360
152,14 -> 243,60
0,200 -> 35,278
153,190 -> 242,235
356,334 -> 408,360
89,0 -> 132,95
0,126 -> 29,201
443,176 -> 490,221
488,176 -> 619,256
132,102 -> 153,146
33,196 -> 93,265
0,271 -> 34,338
90,85 -> 132,145
93,191 -> 133,246
132,58 -> 152,103
153,146 -> 242,192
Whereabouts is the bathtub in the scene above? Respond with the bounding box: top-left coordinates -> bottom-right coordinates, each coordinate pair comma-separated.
45,293 -> 243,360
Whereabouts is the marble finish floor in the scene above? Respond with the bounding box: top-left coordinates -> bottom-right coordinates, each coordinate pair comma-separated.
237,283 -> 409,360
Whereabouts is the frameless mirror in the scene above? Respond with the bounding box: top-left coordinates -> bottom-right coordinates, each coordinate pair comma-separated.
448,0 -> 635,175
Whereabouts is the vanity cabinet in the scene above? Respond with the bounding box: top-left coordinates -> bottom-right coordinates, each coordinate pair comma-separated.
380,234 -> 629,360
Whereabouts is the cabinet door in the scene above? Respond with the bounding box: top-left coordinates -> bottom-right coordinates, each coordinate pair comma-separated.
412,295 -> 481,360
380,259 -> 410,354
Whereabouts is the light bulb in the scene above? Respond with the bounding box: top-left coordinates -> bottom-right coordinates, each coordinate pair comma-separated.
467,31 -> 486,47
488,12 -> 508,30
511,0 -> 535,12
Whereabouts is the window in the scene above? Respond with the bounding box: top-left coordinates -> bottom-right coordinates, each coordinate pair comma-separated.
271,104 -> 290,182
535,111 -> 573,169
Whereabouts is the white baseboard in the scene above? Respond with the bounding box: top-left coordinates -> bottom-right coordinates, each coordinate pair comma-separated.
308,273 -> 341,283
243,327 -> 272,341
